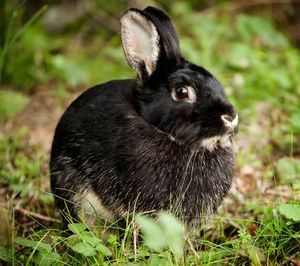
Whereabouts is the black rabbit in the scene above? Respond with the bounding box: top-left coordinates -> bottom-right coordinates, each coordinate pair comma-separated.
50,6 -> 238,228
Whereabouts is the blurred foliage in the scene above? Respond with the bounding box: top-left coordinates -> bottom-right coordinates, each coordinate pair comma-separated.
277,156 -> 300,184
0,1 -> 48,89
0,1 -> 299,106
0,90 -> 29,121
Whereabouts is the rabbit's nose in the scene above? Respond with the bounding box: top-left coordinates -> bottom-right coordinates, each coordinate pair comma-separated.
221,114 -> 238,131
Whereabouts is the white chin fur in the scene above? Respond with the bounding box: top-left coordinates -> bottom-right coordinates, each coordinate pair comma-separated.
152,124 -> 232,150
200,135 -> 232,151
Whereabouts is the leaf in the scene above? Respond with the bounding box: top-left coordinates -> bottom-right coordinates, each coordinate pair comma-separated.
13,238 -> 51,252
0,206 -> 9,246
276,157 -> 300,183
254,19 -> 288,48
150,254 -> 168,266
51,55 -> 87,87
293,181 -> 300,191
66,234 -> 80,247
247,246 -> 266,266
67,223 -> 87,234
229,43 -> 251,69
0,90 -> 29,121
66,231 -> 100,249
71,242 -> 96,257
236,14 -> 288,48
34,251 -> 62,266
278,204 -> 300,222
136,215 -> 165,251
137,212 -> 185,258
10,184 -> 31,198
107,234 -> 117,245
95,243 -> 112,257
82,231 -> 100,247
272,69 -> 292,89
38,194 -> 54,204
158,212 -> 185,258
0,246 -> 10,261
289,112 -> 300,131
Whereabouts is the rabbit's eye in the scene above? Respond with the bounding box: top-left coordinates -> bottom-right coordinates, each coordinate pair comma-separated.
171,86 -> 196,103
175,87 -> 189,99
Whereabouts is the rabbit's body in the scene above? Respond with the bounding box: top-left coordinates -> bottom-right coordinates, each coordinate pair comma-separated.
50,6 -> 238,228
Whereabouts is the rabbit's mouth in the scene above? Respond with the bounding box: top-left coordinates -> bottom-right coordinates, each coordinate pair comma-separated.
198,114 -> 238,151
154,113 -> 238,150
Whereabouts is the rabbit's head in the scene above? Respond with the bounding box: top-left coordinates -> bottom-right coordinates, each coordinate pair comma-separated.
121,6 -> 238,149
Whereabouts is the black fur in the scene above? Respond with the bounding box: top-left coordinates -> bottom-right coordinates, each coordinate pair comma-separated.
50,6 -> 237,228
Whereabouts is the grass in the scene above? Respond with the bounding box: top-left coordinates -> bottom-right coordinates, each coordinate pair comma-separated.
0,0 -> 299,265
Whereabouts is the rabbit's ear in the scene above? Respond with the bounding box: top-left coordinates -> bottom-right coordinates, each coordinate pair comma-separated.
121,8 -> 160,78
142,6 -> 183,69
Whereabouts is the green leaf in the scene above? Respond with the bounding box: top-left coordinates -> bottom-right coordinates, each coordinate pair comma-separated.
247,246 -> 266,265
95,243 -> 112,257
150,254 -> 168,266
278,204 -> 300,222
229,43 -> 251,68
0,246 -> 10,261
13,238 -> 51,252
158,212 -> 185,258
10,184 -> 31,197
293,181 -> 300,191
82,231 -> 100,247
34,251 -> 62,266
137,212 -> 185,258
272,69 -> 292,89
107,234 -> 117,245
66,234 -> 80,247
0,206 -> 9,246
38,194 -> 54,204
0,90 -> 29,120
68,223 -> 87,234
51,55 -> 87,87
71,242 -> 96,257
276,157 -> 300,183
136,215 -> 165,251
289,112 -> 300,131
236,14 -> 288,48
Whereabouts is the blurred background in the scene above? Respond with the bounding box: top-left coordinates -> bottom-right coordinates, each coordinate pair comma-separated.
0,0 -> 299,241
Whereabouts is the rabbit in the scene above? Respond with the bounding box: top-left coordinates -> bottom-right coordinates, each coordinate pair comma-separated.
50,6 -> 238,229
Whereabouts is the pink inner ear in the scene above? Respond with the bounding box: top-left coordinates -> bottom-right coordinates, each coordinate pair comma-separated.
121,11 -> 160,77
131,21 -> 153,74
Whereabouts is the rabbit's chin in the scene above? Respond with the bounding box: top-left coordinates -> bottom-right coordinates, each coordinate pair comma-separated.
166,132 -> 233,151
199,135 -> 233,151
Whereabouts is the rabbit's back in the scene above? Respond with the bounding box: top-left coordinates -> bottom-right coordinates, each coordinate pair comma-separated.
50,79 -> 138,222
51,79 -> 136,159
